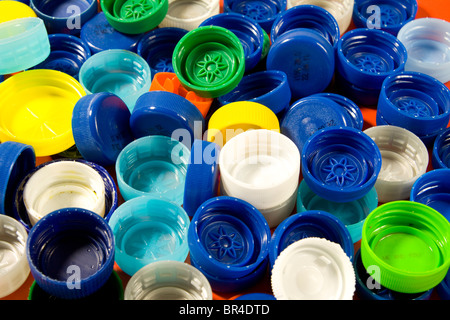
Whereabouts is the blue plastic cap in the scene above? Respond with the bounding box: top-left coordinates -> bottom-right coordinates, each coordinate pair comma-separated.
437,270 -> 450,300
0,141 -> 35,217
80,12 -> 142,54
223,0 -> 287,34
218,70 -> 291,114
235,293 -> 276,300
280,96 -> 354,153
0,75 -> 4,83
266,28 -> 334,100
183,140 -> 220,217
301,126 -> 382,203
130,91 -> 205,148
27,208 -> 115,300
353,0 -> 418,36
269,210 -> 354,270
72,92 -> 134,166
200,12 -> 265,72
433,127 -> 450,169
334,71 -> 382,107
137,27 -> 188,77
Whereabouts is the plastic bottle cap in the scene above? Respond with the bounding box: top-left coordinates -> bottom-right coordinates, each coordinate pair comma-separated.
266,28 -> 335,100
124,261 -> 212,300
200,12 -> 265,72
80,12 -> 142,54
115,135 -> 190,204
72,92 -> 134,166
172,25 -> 246,98
397,17 -> 450,84
301,126 -> 382,203
223,0 -> 287,34
108,196 -> 190,276
432,127 -> 450,169
0,214 -> 30,299
286,0 -> 354,35
0,1 -> 37,23
235,293 -> 276,300
130,91 -> 205,148
281,95 -> 357,153
334,70 -> 382,107
353,0 -> 417,36
219,129 -> 300,227
218,70 -> 291,115
271,237 -> 356,300
364,125 -> 428,204
30,0 -> 98,35
206,101 -> 280,147
0,17 -> 50,75
183,139 -> 220,217
23,161 -> 106,226
100,0 -> 169,34
437,270 -> 450,300
0,69 -> 86,157
361,201 -> 450,294
159,0 -> 220,31
269,210 -> 354,270
79,49 -> 152,112
296,180 -> 378,243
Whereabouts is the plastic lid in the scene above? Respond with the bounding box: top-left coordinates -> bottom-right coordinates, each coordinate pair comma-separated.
334,70 -> 382,107
200,12 -> 265,72
72,92 -> 134,166
0,1 -> 37,23
266,28 -> 335,100
218,70 -> 291,115
206,101 -> 280,147
397,18 -> 450,84
100,0 -> 169,34
297,180 -> 378,243
159,0 -> 220,31
235,293 -> 276,300
27,208 -> 115,299
108,196 -> 190,276
410,169 -> 450,222
353,0 -> 417,36
115,135 -> 190,204
433,127 -> 450,169
124,260 -> 212,300
271,237 -> 356,300
0,69 -> 86,157
270,210 -> 354,270
223,0 -> 287,34
361,200 -> 450,294
130,91 -> 205,148
80,12 -> 142,54
377,71 -> 450,137
0,17 -> 50,75
0,214 -> 30,299
336,28 -> 408,90
172,25 -> 246,98
281,96 -> 355,153
437,270 -> 450,300
301,126 -> 382,203
183,139 -> 220,217
79,49 -> 152,112
286,0 -> 354,35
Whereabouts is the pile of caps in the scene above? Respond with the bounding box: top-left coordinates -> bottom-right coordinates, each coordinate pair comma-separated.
0,0 -> 450,301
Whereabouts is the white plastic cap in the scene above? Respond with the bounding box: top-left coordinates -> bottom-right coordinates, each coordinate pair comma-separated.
271,237 -> 356,300
158,0 -> 220,31
286,0 -> 354,35
0,214 -> 29,298
397,18 -> 450,84
219,129 -> 300,228
23,161 -> 106,225
364,125 -> 428,203
124,260 -> 213,300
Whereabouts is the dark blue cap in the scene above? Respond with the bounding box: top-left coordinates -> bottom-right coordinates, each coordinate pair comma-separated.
130,91 -> 205,148
183,140 -> 220,217
72,92 -> 134,166
266,28 -> 334,100
269,210 -> 354,270
437,270 -> 450,300
0,141 -> 35,217
235,293 -> 276,300
80,12 -> 142,54
0,75 -> 4,83
433,127 -> 450,169
334,71 -> 382,107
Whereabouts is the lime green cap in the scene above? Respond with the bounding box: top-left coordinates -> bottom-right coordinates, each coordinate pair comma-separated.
361,200 -> 450,294
172,25 -> 245,98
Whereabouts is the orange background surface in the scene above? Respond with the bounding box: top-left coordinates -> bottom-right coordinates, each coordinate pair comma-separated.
2,0 -> 450,300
